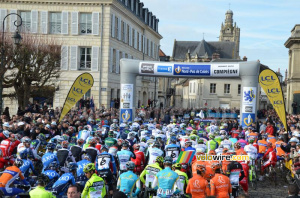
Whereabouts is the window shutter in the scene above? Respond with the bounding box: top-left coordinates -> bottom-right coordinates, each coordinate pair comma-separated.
142,35 -> 145,53
61,46 -> 69,70
124,22 -> 127,43
70,46 -> 78,70
116,50 -> 120,73
92,12 -> 99,35
118,18 -> 121,40
61,11 -> 68,35
10,10 -> 17,32
122,51 -> 125,58
134,30 -> 137,49
157,45 -> 160,59
0,9 -> 7,31
109,47 -> 113,72
152,42 -> 154,58
129,25 -> 132,46
40,11 -> 48,34
111,14 -> 115,38
125,0 -> 128,6
91,46 -> 99,71
139,33 -> 142,51
31,10 -> 38,33
71,12 -> 78,35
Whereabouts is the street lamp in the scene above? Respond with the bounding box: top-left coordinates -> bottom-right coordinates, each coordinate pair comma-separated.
0,13 -> 22,114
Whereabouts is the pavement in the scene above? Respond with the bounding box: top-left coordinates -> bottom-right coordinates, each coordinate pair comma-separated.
248,169 -> 289,198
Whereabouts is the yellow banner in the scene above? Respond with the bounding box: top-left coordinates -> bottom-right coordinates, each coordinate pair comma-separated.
259,69 -> 287,131
59,73 -> 94,122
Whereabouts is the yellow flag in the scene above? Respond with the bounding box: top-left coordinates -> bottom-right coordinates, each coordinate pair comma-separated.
59,73 -> 94,122
259,69 -> 287,131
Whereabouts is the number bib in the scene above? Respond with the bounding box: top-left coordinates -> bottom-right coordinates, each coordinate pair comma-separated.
157,188 -> 173,196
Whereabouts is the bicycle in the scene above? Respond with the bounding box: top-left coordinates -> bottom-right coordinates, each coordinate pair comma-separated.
267,164 -> 277,187
248,158 -> 257,190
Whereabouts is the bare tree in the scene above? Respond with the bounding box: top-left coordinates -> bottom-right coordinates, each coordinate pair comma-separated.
1,33 -> 61,109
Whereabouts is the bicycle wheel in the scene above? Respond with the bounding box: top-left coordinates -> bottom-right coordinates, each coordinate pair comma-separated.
252,167 -> 257,190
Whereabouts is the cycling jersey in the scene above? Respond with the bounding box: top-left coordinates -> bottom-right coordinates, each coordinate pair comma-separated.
247,132 -> 258,143
195,144 -> 207,153
70,145 -> 83,162
165,144 -> 181,163
275,140 -> 285,157
117,149 -> 135,171
237,139 -> 248,148
77,159 -> 92,178
210,173 -> 232,198
239,161 -> 249,193
29,186 -> 56,198
77,130 -> 90,142
104,137 -> 117,147
214,136 -> 222,145
267,135 -> 276,147
42,151 -> 59,172
227,161 -> 245,186
117,170 -> 141,197
44,170 -> 60,190
147,147 -> 164,164
52,172 -> 76,197
96,151 -> 117,174
108,145 -> 118,156
244,144 -> 258,162
131,150 -> 145,173
153,167 -> 181,197
206,140 -> 218,152
221,139 -> 233,150
140,162 -> 162,188
57,148 -> 76,167
139,142 -> 148,153
82,173 -> 106,198
229,138 -> 238,144
85,147 -> 100,163
186,174 -> 210,198
174,169 -> 188,195
258,140 -> 267,154
179,136 -> 190,148
20,159 -> 38,177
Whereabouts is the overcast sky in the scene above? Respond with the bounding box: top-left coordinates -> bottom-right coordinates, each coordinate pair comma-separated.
142,0 -> 300,74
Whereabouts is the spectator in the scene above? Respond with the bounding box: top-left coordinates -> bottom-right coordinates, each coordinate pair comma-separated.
3,107 -> 10,120
67,184 -> 81,198
286,184 -> 300,198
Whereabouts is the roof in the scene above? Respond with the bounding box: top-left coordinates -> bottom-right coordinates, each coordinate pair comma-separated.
159,49 -> 166,57
172,40 -> 236,60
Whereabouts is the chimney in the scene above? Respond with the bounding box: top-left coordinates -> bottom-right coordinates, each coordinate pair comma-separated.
278,68 -> 280,73
212,52 -> 220,60
243,56 -> 247,61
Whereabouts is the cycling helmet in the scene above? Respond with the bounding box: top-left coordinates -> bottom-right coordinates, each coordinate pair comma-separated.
113,119 -> 118,123
46,143 -> 56,150
88,138 -> 97,145
69,162 -> 78,171
209,134 -> 215,139
49,161 -> 59,170
290,137 -> 299,143
68,126 -> 74,132
14,158 -> 23,167
49,138 -> 57,144
84,126 -> 89,130
211,162 -> 221,171
83,163 -> 95,173
126,161 -> 135,170
172,163 -> 182,169
164,156 -> 173,164
61,141 -> 69,148
38,174 -> 50,185
108,131 -> 114,137
90,131 -> 95,136
267,142 -> 273,147
150,135 -> 155,140
185,141 -> 192,146
156,156 -> 164,163
129,132 -> 135,138
234,142 -> 241,149
141,137 -> 147,142
56,145 -> 62,150
238,133 -> 244,138
190,136 -> 196,141
37,133 -> 46,141
153,142 -> 160,148
262,134 -> 268,139
70,136 -> 77,143
3,130 -> 10,138
62,134 -> 69,141
83,154 -> 92,161
170,138 -> 177,144
209,150 -> 216,155
122,142 -> 129,148
101,145 -> 108,151
278,136 -> 283,140
196,164 -> 206,173
77,138 -> 84,145
19,150 -> 28,159
22,137 -> 31,144
133,144 -> 140,150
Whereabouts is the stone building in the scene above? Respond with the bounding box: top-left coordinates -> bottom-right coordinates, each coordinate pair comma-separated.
285,24 -> 300,114
0,0 -> 162,113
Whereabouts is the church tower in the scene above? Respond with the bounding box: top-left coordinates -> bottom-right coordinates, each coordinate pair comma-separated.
219,10 -> 240,59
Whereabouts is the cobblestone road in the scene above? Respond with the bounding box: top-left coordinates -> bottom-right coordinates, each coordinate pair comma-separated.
248,170 -> 289,198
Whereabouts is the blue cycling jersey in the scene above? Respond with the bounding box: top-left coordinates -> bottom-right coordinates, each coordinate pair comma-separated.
42,152 -> 59,172
44,170 -> 60,190
52,173 -> 76,197
117,150 -> 135,171
184,146 -> 196,151
20,159 -> 37,177
96,151 -> 117,174
77,159 -> 91,177
117,170 -> 141,197
154,167 -> 180,198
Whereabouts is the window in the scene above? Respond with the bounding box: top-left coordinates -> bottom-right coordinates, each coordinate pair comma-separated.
110,14 -> 114,37
112,49 -> 116,72
210,83 -> 216,94
50,13 -> 61,34
115,16 -> 118,38
238,84 -> 241,95
79,47 -> 91,69
122,21 -> 125,42
20,11 -> 31,32
150,41 -> 153,57
132,28 -> 135,47
194,82 -> 196,93
80,13 -> 92,34
127,24 -> 130,44
137,32 -> 140,50
189,83 -> 192,93
224,84 -> 231,94
84,89 -> 91,99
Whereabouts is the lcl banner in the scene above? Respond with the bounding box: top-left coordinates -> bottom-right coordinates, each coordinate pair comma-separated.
259,69 -> 287,131
59,73 -> 94,122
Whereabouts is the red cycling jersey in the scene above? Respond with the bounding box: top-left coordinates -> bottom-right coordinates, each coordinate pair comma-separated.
131,150 -> 145,174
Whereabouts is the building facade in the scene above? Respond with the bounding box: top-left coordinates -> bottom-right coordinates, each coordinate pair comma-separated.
1,0 -> 162,113
285,24 -> 300,114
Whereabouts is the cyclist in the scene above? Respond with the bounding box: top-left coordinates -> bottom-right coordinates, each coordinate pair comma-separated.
275,136 -> 286,161
147,141 -> 164,164
52,162 -> 78,198
77,126 -> 90,143
56,141 -> 76,172
257,134 -> 268,159
84,138 -> 101,163
140,156 -> 163,198
244,138 -> 258,167
152,156 -> 181,197
96,145 -> 116,196
44,161 -> 60,190
172,163 -> 188,197
165,138 -> 181,163
70,138 -> 84,162
234,142 -> 247,155
239,155 -> 250,196
19,150 -> 38,181
237,133 -> 248,148
227,156 -> 245,198
139,137 -> 149,153
247,128 -> 258,143
117,161 -> 141,197
184,141 -> 196,151
117,142 -> 136,174
0,158 -> 30,197
76,154 -> 92,187
186,164 -> 210,197
206,134 -> 218,153
260,142 -> 277,181
0,133 -> 19,169
29,174 -> 56,198
210,163 -> 232,198
221,135 -> 234,150
82,163 -> 106,198
131,144 -> 145,174
42,142 -> 59,172
105,131 -> 118,148
195,138 -> 207,153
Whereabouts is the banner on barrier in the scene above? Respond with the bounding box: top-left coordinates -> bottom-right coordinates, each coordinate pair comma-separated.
59,73 -> 94,122
259,69 -> 287,131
